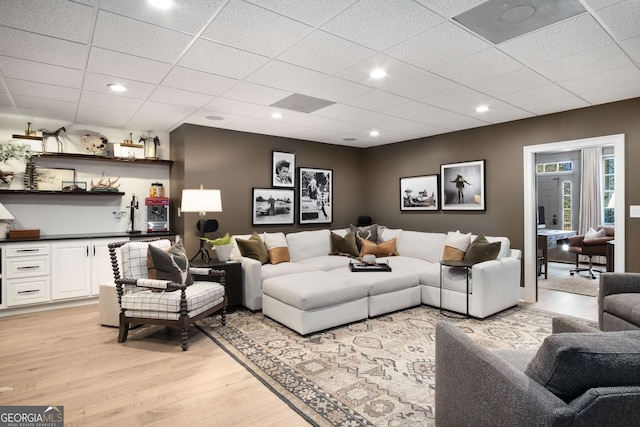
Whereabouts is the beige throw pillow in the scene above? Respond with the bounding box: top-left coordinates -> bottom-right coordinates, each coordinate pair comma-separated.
263,232 -> 290,265
442,230 -> 471,261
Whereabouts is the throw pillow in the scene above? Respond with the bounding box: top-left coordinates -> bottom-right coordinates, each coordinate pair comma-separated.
330,231 -> 359,257
236,232 -> 269,265
263,232 -> 290,265
350,223 -> 378,251
584,228 -> 606,241
442,230 -> 471,261
147,240 -> 193,286
464,233 -> 501,264
359,237 -> 399,257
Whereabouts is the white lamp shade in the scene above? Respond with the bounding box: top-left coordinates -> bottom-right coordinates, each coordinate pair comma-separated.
0,203 -> 15,220
181,189 -> 222,214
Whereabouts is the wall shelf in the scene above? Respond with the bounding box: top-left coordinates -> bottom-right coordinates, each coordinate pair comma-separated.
12,134 -> 43,141
32,152 -> 172,165
0,190 -> 125,196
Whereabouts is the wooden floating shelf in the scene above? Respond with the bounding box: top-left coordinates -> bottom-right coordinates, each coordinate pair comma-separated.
33,152 -> 172,165
0,189 -> 125,196
12,134 -> 43,141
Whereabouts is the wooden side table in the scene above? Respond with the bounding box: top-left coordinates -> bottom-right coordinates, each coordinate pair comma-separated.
440,259 -> 475,318
192,261 -> 243,309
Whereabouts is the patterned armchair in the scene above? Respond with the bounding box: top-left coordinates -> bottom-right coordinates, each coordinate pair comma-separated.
108,238 -> 226,351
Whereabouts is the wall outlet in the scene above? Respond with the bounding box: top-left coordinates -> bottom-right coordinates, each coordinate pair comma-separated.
630,205 -> 640,218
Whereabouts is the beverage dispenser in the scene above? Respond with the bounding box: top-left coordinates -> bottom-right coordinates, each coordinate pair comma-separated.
145,183 -> 169,232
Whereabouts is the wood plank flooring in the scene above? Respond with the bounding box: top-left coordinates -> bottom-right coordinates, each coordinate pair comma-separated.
0,271 -> 598,426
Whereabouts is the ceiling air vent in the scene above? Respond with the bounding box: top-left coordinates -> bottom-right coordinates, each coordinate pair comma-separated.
270,93 -> 336,113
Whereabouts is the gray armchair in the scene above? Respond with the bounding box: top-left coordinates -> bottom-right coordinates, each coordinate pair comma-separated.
435,318 -> 640,426
599,272 -> 640,331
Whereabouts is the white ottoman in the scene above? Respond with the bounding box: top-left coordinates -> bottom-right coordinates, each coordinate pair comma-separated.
262,271 -> 368,335
99,283 -> 120,327
331,269 -> 421,316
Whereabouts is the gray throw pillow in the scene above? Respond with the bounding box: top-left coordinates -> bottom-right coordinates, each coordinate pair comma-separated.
350,224 -> 378,251
147,240 -> 193,286
464,233 -> 500,264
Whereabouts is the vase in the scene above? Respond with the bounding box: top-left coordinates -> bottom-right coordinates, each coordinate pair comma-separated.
214,244 -> 233,262
0,164 -> 14,189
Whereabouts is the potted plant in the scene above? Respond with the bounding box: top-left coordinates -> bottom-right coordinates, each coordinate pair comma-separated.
199,233 -> 234,262
0,141 -> 36,189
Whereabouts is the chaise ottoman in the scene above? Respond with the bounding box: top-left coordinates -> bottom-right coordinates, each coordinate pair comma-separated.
262,271 -> 368,335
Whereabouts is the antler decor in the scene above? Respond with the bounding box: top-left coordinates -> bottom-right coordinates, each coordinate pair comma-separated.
90,173 -> 120,192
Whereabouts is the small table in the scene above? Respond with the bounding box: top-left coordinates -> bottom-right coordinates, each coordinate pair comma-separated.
440,260 -> 475,318
191,260 -> 243,309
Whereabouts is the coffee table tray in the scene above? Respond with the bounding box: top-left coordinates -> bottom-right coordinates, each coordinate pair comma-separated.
349,261 -> 392,272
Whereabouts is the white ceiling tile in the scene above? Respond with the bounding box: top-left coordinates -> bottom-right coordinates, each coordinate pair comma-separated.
149,86 -> 214,108
126,102 -> 198,131
12,95 -> 77,116
245,0 -> 358,26
221,82 -> 290,105
422,86 -> 490,110
202,0 -> 313,57
6,79 -> 79,103
381,119 -> 448,137
412,109 -> 487,130
12,105 -> 76,122
597,0 -> 640,40
162,67 -> 238,96
99,0 -> 227,34
534,44 -> 633,82
342,91 -> 408,111
322,0 -> 443,50
246,60 -> 328,92
182,110 -> 242,128
382,72 -> 459,100
76,103 -> 132,128
87,48 -> 171,84
223,116 -> 277,135
82,72 -> 156,99
574,81 -> 640,105
179,39 -> 269,79
469,68 -> 550,97
0,56 -> 83,88
93,11 -> 193,63
0,27 -> 87,69
0,0 -> 93,43
582,0 -> 625,11
79,90 -> 144,112
278,31 -> 375,74
621,35 -> 640,62
335,54 -> 424,88
413,0 -> 487,18
559,65 -> 640,98
498,84 -> 578,107
203,98 -> 263,116
385,21 -> 490,70
500,15 -> 613,65
464,100 -> 533,124
298,77 -> 371,102
431,48 -> 523,85
521,96 -> 590,116
0,93 -> 14,107
312,103 -> 399,127
380,100 -> 441,119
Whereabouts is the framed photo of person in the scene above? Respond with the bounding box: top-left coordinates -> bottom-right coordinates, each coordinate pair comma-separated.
440,160 -> 485,211
252,188 -> 295,225
298,167 -> 332,224
272,151 -> 295,187
400,174 -> 439,211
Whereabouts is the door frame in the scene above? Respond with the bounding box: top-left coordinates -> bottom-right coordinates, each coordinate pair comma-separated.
522,134 -> 625,303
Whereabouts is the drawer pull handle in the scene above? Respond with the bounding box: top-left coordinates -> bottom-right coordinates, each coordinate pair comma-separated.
16,249 -> 40,252
17,266 -> 39,270
18,289 -> 39,294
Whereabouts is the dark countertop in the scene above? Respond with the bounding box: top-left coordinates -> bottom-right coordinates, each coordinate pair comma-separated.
0,231 -> 178,244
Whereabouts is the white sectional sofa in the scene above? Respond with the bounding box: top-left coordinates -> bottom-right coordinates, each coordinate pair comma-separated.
231,227 -> 521,334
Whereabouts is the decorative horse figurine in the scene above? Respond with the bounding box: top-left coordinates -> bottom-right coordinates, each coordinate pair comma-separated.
40,126 -> 66,153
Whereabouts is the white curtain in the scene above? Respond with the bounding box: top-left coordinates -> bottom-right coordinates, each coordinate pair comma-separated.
578,147 -> 603,263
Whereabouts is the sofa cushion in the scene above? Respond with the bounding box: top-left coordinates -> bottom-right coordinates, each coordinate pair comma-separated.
287,229 -> 331,262
331,231 -> 359,257
147,240 -> 193,286
331,269 -> 419,296
121,281 -> 225,315
350,223 -> 379,250
524,331 -> 640,402
297,255 -> 351,271
261,262 -> 318,282
603,294 -> 640,326
464,233 -> 501,264
378,227 -> 402,243
359,237 -> 399,257
263,232 -> 290,265
236,232 -> 269,264
442,231 -> 471,261
396,230 -> 447,263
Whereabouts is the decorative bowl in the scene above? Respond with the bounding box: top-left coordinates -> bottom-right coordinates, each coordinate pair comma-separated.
362,254 -> 377,265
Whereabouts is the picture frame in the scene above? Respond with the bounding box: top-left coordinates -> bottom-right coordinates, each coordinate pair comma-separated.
298,167 -> 332,224
440,160 -> 485,211
36,167 -> 75,191
272,151 -> 295,188
400,175 -> 439,211
252,188 -> 295,225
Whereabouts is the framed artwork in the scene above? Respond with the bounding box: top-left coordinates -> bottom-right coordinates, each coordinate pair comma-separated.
252,188 -> 294,225
400,175 -> 439,211
272,151 -> 295,187
298,167 -> 332,224
36,167 -> 75,191
440,160 -> 485,211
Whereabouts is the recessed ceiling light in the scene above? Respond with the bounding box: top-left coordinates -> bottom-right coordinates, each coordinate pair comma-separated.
205,115 -> 225,121
107,83 -> 127,92
369,130 -> 380,137
369,68 -> 387,79
271,112 -> 283,119
148,0 -> 173,9
475,105 -> 490,113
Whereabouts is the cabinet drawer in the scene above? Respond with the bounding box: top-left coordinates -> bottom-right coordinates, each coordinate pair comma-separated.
7,277 -> 50,306
5,245 -> 50,257
6,256 -> 50,278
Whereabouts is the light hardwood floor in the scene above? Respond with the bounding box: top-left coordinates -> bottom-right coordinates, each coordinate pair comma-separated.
0,275 -> 598,426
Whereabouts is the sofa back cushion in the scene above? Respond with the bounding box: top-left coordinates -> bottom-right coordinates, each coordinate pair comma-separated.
524,331 -> 640,402
287,229 -> 331,262
122,239 -> 172,279
396,231 -> 446,263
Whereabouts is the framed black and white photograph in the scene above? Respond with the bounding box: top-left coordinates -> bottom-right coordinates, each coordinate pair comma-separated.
272,151 -> 295,187
400,175 -> 439,211
298,167 -> 332,224
440,160 -> 485,211
252,188 -> 294,225
36,167 -> 75,191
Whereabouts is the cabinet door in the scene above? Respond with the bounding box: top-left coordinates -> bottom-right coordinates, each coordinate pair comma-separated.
51,240 -> 91,300
91,238 -> 120,295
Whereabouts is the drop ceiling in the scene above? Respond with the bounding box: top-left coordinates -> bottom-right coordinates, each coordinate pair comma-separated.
0,0 -> 639,148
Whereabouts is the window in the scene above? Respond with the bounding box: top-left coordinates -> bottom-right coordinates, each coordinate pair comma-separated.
603,156 -> 615,225
562,181 -> 572,231
537,161 -> 573,174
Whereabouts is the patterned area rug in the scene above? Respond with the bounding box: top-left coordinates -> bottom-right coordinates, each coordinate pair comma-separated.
538,276 -> 599,297
198,305 -> 594,427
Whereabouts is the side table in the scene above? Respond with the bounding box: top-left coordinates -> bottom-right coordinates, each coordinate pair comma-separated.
191,260 -> 243,309
440,259 -> 475,318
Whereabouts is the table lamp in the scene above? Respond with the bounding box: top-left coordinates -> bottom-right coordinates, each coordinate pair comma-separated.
181,185 -> 222,264
0,203 -> 15,238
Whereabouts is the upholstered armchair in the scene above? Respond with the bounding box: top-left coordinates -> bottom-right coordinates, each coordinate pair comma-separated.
108,238 -> 227,351
599,272 -> 640,331
566,225 -> 614,279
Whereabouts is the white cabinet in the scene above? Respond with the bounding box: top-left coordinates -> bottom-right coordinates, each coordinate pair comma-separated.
5,243 -> 51,307
91,238 -> 119,295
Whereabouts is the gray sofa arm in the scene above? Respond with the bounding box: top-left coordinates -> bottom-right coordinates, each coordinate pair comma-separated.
552,316 -> 600,334
435,322 -> 573,427
598,273 -> 640,327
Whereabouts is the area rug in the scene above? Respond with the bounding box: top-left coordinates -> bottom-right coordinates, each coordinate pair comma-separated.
198,305 -> 595,426
538,276 -> 599,297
